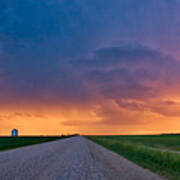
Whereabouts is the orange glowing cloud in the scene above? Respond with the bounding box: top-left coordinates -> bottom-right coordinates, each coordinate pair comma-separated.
1,41 -> 180,135
1,0 -> 180,135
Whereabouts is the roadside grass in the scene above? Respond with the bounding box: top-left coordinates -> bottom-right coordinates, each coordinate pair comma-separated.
93,135 -> 180,151
0,135 -> 77,151
87,135 -> 180,180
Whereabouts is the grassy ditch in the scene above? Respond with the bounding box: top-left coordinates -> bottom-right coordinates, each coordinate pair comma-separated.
87,135 -> 180,180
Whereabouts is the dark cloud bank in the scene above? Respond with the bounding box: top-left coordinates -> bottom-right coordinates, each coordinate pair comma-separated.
1,0 -> 180,127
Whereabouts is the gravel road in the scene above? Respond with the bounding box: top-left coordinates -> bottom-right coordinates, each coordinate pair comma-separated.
0,136 -> 165,180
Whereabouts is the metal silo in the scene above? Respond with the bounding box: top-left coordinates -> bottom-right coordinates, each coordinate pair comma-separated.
12,129 -> 18,137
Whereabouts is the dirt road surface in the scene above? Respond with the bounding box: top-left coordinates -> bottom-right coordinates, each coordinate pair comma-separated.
0,136 -> 165,180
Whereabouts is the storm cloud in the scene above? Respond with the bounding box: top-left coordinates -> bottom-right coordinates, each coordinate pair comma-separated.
0,0 -> 180,134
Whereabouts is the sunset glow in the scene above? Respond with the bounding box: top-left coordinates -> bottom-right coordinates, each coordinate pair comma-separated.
0,0 -> 180,135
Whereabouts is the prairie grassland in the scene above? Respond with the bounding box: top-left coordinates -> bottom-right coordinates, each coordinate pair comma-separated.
87,135 -> 180,180
95,135 -> 180,151
0,136 -> 63,151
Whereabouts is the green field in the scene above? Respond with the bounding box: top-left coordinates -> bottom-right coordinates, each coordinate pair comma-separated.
87,135 -> 180,180
0,136 -> 65,151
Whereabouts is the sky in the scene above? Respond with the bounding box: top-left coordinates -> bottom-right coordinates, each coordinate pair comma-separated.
0,0 -> 180,135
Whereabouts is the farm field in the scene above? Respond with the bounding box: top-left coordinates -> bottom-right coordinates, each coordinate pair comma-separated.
0,136 -> 64,151
87,135 -> 180,180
